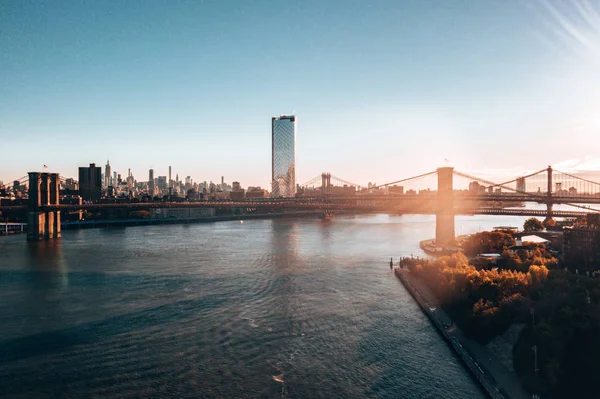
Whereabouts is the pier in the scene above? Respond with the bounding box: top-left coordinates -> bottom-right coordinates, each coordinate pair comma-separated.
0,222 -> 26,235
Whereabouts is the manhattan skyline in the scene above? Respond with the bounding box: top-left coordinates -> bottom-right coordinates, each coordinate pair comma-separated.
1,1 -> 599,187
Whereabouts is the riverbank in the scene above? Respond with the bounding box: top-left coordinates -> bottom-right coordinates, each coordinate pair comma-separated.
395,267 -> 529,399
61,211 -> 332,230
0,211 -> 334,235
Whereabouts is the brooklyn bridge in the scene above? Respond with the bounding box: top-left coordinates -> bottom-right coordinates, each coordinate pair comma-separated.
2,166 -> 600,243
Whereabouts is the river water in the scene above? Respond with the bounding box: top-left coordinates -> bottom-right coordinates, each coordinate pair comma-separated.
0,214 -> 529,398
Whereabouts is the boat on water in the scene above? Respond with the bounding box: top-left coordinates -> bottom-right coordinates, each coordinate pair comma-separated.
319,211 -> 332,220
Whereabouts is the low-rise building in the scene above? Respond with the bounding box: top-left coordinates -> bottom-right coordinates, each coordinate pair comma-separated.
246,187 -> 268,199
230,190 -> 245,200
508,238 -> 536,256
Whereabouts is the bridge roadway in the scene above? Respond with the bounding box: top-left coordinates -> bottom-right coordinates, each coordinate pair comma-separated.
1,200 -> 589,218
351,193 -> 600,204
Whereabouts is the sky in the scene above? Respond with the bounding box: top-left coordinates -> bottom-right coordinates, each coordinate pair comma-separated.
1,0 -> 599,188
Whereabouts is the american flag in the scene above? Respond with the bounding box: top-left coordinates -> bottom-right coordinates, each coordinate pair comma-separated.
43,165 -> 48,168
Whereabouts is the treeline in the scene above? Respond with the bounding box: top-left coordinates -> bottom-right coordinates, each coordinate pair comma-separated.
461,231 -> 515,257
514,270 -> 600,398
462,231 -> 558,271
404,253 -> 546,342
404,250 -> 600,397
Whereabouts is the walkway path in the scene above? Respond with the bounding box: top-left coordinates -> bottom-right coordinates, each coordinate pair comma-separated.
395,268 -> 530,399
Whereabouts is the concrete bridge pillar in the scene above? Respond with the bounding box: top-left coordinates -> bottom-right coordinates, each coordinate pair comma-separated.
544,165 -> 554,224
50,173 -> 61,238
436,167 -> 455,246
27,172 -> 61,241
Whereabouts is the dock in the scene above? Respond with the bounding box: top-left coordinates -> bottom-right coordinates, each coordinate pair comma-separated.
0,223 -> 26,235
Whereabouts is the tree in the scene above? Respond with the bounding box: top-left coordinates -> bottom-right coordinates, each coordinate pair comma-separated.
524,218 -> 544,232
461,231 -> 515,257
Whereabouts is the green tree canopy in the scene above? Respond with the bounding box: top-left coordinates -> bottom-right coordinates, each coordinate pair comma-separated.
524,218 -> 544,232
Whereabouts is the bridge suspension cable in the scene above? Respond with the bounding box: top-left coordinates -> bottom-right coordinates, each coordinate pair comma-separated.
554,170 -> 600,187
488,168 -> 548,189
299,175 -> 324,188
300,174 -> 362,190
371,170 -> 438,190
453,169 -> 546,197
562,202 -> 600,213
329,175 -> 361,188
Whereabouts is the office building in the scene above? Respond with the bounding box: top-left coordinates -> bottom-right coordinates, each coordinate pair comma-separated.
105,160 -> 112,188
389,185 -> 404,195
272,115 -> 296,197
157,176 -> 167,190
79,163 -> 102,200
149,169 -> 155,196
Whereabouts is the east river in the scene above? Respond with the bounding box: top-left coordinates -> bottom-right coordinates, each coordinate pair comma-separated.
0,214 -> 530,398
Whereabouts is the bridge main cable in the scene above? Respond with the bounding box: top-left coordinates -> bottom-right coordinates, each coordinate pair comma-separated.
371,170 -> 438,190
554,169 -> 600,187
453,169 -> 547,196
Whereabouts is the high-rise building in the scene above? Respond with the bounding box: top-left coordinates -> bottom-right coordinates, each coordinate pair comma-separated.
272,115 -> 296,197
148,169 -> 155,196
157,176 -> 168,190
169,166 -> 172,189
79,163 -> 102,200
105,160 -> 112,188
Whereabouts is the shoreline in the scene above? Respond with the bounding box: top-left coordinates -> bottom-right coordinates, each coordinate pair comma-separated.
394,267 -> 529,399
0,211 -> 334,235
61,210 -> 330,230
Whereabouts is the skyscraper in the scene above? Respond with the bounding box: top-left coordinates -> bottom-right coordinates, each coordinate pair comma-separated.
169,166 -> 172,189
79,163 -> 102,200
271,115 -> 296,198
105,159 -> 112,187
149,169 -> 155,196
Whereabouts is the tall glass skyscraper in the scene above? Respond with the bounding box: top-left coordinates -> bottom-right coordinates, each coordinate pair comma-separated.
272,115 -> 296,198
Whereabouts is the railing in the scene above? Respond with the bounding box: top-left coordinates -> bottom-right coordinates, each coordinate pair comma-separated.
0,223 -> 26,234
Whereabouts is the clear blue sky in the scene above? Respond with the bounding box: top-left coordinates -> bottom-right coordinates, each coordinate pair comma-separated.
1,0 -> 599,188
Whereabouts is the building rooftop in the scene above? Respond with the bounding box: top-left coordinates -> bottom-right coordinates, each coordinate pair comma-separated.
493,226 -> 519,232
477,253 -> 502,258
272,115 -> 296,121
521,235 -> 549,244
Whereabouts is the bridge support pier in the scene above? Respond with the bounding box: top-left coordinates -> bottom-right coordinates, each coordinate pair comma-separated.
27,172 -> 61,241
321,173 -> 331,197
436,167 -> 455,246
544,165 -> 555,225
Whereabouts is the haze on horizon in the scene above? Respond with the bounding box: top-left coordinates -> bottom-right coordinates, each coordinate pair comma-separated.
1,0 -> 599,188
